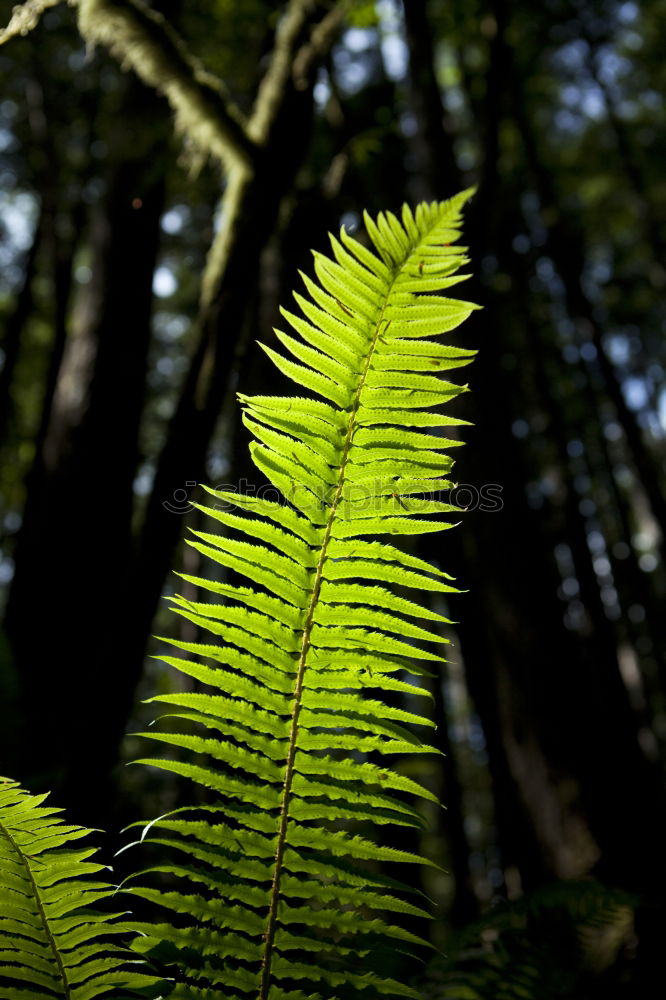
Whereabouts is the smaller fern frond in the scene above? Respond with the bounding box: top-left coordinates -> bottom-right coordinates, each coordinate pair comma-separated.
0,777 -> 161,1000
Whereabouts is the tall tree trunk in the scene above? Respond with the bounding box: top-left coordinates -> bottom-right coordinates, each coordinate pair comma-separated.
519,281 -> 666,885
430,663 -> 479,925
0,212 -> 42,449
496,7 -> 666,978
508,71 -> 666,567
4,74 -> 169,827
406,0 -> 594,893
402,0 -> 461,200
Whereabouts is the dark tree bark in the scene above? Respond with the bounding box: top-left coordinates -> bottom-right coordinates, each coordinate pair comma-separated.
484,6 -> 666,979
402,0 -> 461,200
518,271 -> 666,888
591,424 -> 666,715
430,666 -> 479,925
507,69 -> 666,568
4,73 -> 169,826
405,0 -> 594,893
0,213 -> 42,449
404,0 -> 666,916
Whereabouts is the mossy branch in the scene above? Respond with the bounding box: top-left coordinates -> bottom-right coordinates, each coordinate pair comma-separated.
201,0 -> 343,310
2,0 -> 344,173
0,0 -> 61,44
292,1 -> 346,90
249,0 -> 320,144
76,0 -> 257,170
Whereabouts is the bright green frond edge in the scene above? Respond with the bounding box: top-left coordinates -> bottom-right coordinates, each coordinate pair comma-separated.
0,777 -> 161,1000
127,191 -> 480,1000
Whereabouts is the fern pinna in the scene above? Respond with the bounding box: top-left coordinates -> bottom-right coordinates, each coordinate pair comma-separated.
128,192 -> 479,1000
0,777 -> 158,1000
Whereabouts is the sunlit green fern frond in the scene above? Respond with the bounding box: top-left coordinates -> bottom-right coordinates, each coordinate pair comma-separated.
0,777 -> 160,1000
129,192 -> 479,1000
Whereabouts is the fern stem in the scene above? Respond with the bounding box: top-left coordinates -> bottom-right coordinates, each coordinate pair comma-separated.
258,280 -> 398,999
0,817 -> 72,999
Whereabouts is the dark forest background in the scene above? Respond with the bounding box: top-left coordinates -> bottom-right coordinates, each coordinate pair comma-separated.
0,0 -> 665,995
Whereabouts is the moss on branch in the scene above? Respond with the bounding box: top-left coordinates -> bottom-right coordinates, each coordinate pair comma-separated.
77,0 -> 257,170
248,0 -> 341,143
0,0 -> 61,45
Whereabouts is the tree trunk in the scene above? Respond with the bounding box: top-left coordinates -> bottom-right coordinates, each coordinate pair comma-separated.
0,212 -> 42,449
508,70 -> 666,567
4,74 -> 169,828
406,0 -> 593,893
402,0 -> 461,200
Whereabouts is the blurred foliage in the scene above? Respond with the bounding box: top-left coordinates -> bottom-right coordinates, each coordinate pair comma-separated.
424,880 -> 638,999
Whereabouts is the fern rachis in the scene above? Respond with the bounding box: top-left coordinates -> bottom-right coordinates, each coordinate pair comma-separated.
128,192 -> 479,1000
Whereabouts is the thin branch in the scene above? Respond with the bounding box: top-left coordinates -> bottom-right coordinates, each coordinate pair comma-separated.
0,0 -> 61,45
292,2 -> 345,91
202,0 -> 343,310
248,0 -> 337,144
199,167 -> 251,322
76,0 -> 257,170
